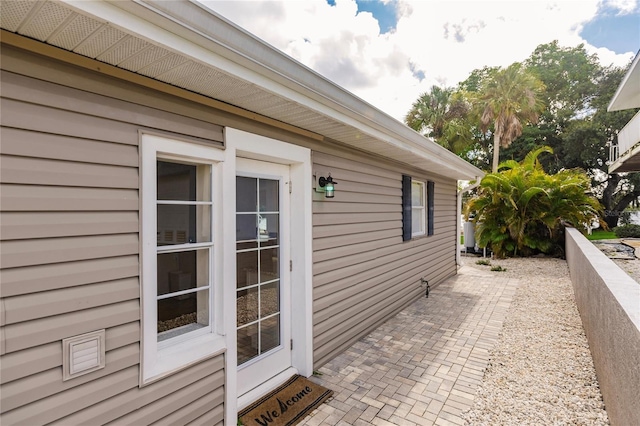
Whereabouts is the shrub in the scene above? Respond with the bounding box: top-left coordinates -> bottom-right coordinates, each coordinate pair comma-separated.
465,146 -> 603,258
614,224 -> 640,238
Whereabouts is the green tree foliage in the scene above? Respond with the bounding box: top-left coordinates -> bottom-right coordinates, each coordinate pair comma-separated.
465,147 -> 603,258
406,41 -> 639,229
474,63 -> 546,172
404,85 -> 472,154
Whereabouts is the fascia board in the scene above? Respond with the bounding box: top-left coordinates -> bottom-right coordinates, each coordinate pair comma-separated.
608,51 -> 640,111
62,0 -> 483,180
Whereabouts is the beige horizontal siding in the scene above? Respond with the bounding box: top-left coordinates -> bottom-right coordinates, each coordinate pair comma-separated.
0,58 -> 227,426
312,220 -> 400,239
106,374 -> 224,425
1,184 -> 139,211
1,211 -> 139,240
2,278 -> 139,325
1,343 -> 139,413
1,234 -> 139,268
0,322 -> 139,383
0,366 -> 138,425
1,69 -> 223,143
1,154 -> 138,188
1,97 -> 140,145
2,300 -> 139,354
314,212 -> 401,226
185,406 -> 225,426
0,127 -> 139,167
47,356 -> 224,426
0,255 -> 139,297
312,152 -> 458,368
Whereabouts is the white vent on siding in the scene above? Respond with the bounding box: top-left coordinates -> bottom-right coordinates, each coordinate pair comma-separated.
62,330 -> 106,381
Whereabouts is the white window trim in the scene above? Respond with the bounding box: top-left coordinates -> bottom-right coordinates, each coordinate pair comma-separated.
140,133 -> 226,385
411,179 -> 426,237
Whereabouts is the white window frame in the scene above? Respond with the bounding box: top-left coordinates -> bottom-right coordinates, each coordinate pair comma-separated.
411,179 -> 426,237
140,133 -> 225,385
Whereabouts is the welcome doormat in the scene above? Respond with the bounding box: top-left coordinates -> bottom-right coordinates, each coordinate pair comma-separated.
238,375 -> 333,426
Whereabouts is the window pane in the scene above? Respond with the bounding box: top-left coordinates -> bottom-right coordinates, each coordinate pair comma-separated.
412,208 -> 424,234
260,247 -> 279,282
237,250 -> 258,288
157,161 -> 210,202
237,213 -> 258,242
260,281 -> 280,318
237,287 -> 258,327
261,315 -> 280,354
158,204 -> 211,245
412,181 -> 424,207
157,250 -> 209,296
157,289 -> 209,341
237,323 -> 259,364
258,213 -> 279,245
259,179 -> 279,212
237,177 -> 257,212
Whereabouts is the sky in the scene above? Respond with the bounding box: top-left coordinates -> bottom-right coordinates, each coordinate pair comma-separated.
198,0 -> 639,121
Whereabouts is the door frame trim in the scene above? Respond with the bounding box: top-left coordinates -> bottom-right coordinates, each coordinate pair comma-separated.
224,128 -> 313,419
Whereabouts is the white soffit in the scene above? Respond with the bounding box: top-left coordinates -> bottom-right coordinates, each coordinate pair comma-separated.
0,0 -> 483,180
609,51 -> 640,111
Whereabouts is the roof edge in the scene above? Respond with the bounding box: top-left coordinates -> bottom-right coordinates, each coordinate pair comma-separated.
608,50 -> 640,112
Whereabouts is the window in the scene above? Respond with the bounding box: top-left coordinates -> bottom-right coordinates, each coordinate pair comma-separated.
411,180 -> 426,237
141,134 -> 224,384
402,175 -> 435,240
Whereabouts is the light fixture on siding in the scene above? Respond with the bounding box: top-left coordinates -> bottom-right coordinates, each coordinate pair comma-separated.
318,174 -> 338,198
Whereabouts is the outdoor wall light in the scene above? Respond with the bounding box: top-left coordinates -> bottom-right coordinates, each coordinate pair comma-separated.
317,174 -> 338,198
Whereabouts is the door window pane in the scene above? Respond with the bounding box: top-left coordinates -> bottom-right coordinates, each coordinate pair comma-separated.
237,251 -> 259,288
261,315 -> 280,354
258,213 -> 279,245
236,177 -> 257,212
237,324 -> 259,364
237,287 -> 259,327
259,179 -> 279,212
260,281 -> 280,317
260,247 -> 279,282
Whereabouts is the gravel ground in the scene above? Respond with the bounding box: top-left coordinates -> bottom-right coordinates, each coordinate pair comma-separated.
461,256 -> 609,426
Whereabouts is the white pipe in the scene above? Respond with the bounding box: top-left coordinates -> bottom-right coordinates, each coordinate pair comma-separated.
456,177 -> 482,267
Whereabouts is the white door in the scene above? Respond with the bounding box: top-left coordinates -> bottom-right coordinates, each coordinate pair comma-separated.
236,158 -> 292,397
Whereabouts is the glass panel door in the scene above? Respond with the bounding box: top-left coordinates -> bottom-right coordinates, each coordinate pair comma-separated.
236,176 -> 281,366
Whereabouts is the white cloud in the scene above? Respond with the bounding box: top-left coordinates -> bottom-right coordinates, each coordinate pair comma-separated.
605,0 -> 639,14
198,0 -> 636,121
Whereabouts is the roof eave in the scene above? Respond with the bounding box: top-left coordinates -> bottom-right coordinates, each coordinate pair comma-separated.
608,50 -> 640,112
59,0 -> 483,180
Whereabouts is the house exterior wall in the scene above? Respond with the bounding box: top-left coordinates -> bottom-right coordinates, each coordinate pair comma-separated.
1,44 -> 458,424
312,152 -> 457,367
1,57 -> 225,425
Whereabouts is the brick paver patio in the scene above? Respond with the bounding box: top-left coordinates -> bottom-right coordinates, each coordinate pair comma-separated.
300,264 -> 519,426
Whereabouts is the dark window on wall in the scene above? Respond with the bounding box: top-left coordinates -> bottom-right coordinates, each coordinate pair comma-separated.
402,175 -> 435,240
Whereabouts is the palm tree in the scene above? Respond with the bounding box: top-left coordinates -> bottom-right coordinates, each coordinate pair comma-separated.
476,63 -> 545,172
405,86 -> 472,154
